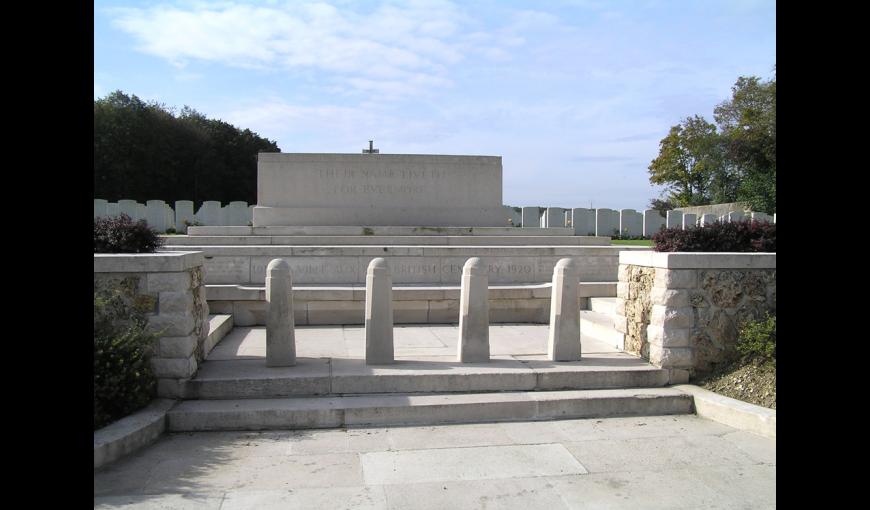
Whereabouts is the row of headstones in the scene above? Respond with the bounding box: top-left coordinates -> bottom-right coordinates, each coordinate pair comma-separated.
93,199 -> 254,233
264,257 -> 584,366
519,207 -> 776,237
667,210 -> 776,230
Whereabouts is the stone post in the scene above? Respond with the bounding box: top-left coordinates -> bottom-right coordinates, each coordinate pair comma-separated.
458,257 -> 490,362
266,258 -> 296,366
365,258 -> 394,364
548,258 -> 582,361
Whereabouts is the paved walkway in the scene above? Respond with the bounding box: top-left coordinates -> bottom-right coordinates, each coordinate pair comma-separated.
94,414 -> 775,509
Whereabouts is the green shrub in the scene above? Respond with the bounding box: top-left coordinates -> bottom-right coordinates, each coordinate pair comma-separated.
94,214 -> 163,253
94,286 -> 158,430
736,312 -> 776,363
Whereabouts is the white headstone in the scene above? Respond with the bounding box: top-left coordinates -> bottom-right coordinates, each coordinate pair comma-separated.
683,213 -> 697,230
666,210 -> 683,229
643,209 -> 665,237
118,199 -> 138,219
227,201 -> 249,226
175,201 -> 195,233
196,201 -> 222,226
727,210 -> 745,222
548,258 -> 581,361
145,200 -> 168,232
773,213 -> 776,224
164,204 -> 175,231
512,208 -> 523,227
545,207 -> 566,228
458,258 -> 490,362
94,199 -> 108,219
521,207 -> 538,228
595,208 -> 619,237
365,258 -> 394,365
266,259 -> 296,367
619,209 -> 643,238
700,214 -> 716,227
750,212 -> 772,223
106,202 -> 119,217
571,208 -> 595,236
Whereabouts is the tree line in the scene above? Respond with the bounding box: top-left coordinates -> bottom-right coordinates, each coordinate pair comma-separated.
648,69 -> 776,213
94,91 -> 280,207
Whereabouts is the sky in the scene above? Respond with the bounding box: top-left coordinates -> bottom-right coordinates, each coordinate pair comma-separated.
94,0 -> 776,210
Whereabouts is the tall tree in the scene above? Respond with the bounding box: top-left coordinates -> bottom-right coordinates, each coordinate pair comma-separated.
648,71 -> 776,213
714,73 -> 776,213
94,91 -> 280,206
647,115 -> 725,207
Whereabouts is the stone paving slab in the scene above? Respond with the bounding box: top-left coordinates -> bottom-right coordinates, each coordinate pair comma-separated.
207,324 -> 619,361
94,415 -> 775,509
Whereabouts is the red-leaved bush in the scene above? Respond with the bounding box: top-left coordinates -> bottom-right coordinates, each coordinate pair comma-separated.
652,219 -> 775,252
94,214 -> 163,253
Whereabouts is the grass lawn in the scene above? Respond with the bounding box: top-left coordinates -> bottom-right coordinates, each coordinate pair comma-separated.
610,239 -> 654,246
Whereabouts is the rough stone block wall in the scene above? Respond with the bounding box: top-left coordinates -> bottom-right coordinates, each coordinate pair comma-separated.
614,264 -> 654,359
615,263 -> 775,373
94,264 -> 209,398
689,269 -> 775,371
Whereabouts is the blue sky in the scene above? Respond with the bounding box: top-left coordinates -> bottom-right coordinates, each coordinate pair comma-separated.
94,0 -> 776,210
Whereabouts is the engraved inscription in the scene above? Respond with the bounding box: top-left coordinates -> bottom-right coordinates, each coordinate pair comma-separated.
319,167 -> 447,195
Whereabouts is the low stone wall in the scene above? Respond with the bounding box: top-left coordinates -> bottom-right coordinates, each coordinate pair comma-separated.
614,252 -> 775,376
673,202 -> 750,218
206,282 -> 617,326
94,252 -> 210,398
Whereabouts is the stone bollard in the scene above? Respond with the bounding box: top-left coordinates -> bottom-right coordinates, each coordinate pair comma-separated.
548,258 -> 582,361
265,258 -> 296,366
365,258 -> 394,365
458,257 -> 490,362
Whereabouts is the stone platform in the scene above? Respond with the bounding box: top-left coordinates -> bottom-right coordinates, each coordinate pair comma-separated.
168,324 -> 690,431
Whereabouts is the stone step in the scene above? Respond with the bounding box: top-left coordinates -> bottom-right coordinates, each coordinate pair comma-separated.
183,355 -> 671,400
167,387 -> 693,431
580,310 -> 625,351
162,235 -> 611,246
202,314 -> 233,359
186,226 -> 579,237
588,297 -> 617,315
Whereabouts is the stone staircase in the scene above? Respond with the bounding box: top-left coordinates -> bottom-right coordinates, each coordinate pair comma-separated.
172,303 -> 689,431
580,297 -> 624,351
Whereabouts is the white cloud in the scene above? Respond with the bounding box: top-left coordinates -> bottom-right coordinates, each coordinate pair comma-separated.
107,1 -> 477,99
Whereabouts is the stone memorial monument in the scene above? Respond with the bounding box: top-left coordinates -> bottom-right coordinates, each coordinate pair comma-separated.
254,153 -> 508,227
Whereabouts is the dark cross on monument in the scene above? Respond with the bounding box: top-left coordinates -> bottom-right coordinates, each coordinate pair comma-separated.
362,140 -> 379,154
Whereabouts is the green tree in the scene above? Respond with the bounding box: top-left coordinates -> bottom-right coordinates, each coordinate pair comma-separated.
648,71 -> 776,213
94,91 -> 280,207
714,73 -> 776,213
647,115 -> 725,207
